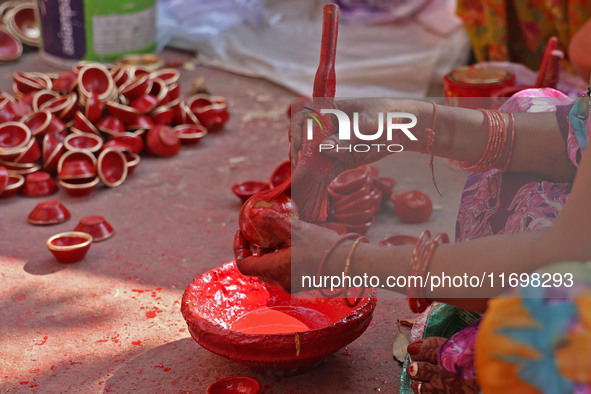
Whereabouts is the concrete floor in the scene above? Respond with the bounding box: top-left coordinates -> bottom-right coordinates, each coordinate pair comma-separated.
0,50 -> 468,393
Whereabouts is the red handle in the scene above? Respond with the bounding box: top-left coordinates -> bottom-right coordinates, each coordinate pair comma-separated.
313,4 -> 340,98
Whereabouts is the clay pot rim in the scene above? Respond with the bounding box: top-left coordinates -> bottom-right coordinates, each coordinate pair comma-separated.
39,95 -> 74,114
0,25 -> 21,62
0,121 -> 31,153
116,53 -> 164,71
97,148 -> 128,188
150,68 -> 180,86
120,74 -> 150,96
64,132 -> 103,153
105,100 -> 140,115
46,231 -> 93,251
173,124 -> 208,139
11,163 -> 41,175
42,140 -> 63,167
3,172 -> 23,191
13,137 -> 38,162
124,151 -> 140,167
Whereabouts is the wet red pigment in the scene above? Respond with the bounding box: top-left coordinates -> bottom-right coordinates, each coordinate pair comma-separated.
231,308 -> 310,334
132,340 -> 142,345
35,336 -> 48,346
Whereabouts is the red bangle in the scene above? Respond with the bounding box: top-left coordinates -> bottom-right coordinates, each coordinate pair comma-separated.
458,109 -> 508,173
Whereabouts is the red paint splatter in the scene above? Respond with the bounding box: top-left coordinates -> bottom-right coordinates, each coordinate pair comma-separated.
96,338 -> 109,343
69,361 -> 82,365
154,365 -> 171,372
111,334 -> 120,343
132,340 -> 142,346
98,381 -> 105,385
146,311 -> 157,318
29,385 -> 38,388
20,381 -> 28,385
35,336 -> 48,346
50,366 -> 55,371
178,328 -> 186,332
132,289 -> 145,293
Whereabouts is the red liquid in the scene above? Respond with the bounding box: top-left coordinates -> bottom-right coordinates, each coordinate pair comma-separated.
231,306 -> 330,334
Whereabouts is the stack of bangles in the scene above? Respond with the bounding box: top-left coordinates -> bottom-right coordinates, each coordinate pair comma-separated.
408,230 -> 449,313
458,109 -> 516,173
316,233 -> 369,307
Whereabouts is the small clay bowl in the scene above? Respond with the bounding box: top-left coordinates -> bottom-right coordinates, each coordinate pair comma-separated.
206,376 -> 261,394
20,110 -> 51,137
174,124 -> 207,146
84,93 -> 103,123
0,121 -> 31,158
105,101 -> 139,124
186,94 -> 226,112
150,68 -> 180,86
21,171 -> 58,197
345,217 -> 375,235
147,77 -> 167,106
165,99 -> 184,124
331,208 -> 375,225
0,101 -> 17,124
120,74 -> 151,100
269,160 -> 291,188
379,234 -> 418,247
73,111 -> 100,136
59,177 -> 99,197
44,115 -> 67,135
130,94 -> 158,114
64,133 -> 103,154
46,231 -> 92,264
13,138 -> 41,164
329,166 -> 370,195
6,3 -> 39,47
28,200 -> 71,225
39,95 -> 73,117
12,72 -> 44,94
105,133 -> 143,154
183,104 -> 201,126
97,148 -> 127,187
127,115 -> 153,130
333,194 -> 375,214
42,139 -> 65,174
96,115 -> 125,136
195,103 -> 230,132
123,151 -> 140,175
58,93 -> 78,121
74,215 -> 114,242
57,150 -> 96,179
52,71 -> 77,93
0,25 -> 22,62
0,172 -> 23,198
146,125 -> 181,157
32,89 -> 60,111
150,106 -> 174,125
232,181 -> 269,203
77,65 -> 114,101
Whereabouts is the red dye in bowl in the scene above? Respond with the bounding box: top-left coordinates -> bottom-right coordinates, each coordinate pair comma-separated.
181,262 -> 377,376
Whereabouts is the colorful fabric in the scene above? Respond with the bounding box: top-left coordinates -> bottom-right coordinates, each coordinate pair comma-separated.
475,261 -> 591,393
457,0 -> 591,70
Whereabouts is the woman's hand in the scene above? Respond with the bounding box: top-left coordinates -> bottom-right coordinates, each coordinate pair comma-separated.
290,98 -> 422,171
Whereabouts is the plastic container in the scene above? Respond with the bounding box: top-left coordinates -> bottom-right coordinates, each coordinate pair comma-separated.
35,0 -> 156,67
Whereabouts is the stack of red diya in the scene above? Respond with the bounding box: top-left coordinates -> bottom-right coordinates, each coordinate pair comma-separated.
327,164 -> 396,234
0,61 -> 229,200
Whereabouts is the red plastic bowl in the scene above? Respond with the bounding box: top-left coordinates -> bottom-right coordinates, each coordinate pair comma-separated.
46,231 -> 92,263
181,262 -> 377,376
28,200 -> 70,225
206,376 -> 261,394
74,215 -> 114,242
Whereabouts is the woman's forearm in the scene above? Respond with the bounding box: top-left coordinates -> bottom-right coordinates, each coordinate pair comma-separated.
405,100 -> 576,182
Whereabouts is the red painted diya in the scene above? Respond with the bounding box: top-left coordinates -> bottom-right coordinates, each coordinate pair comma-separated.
74,215 -> 114,242
28,200 -> 70,225
0,172 -> 23,198
21,171 -> 58,197
59,177 -> 99,197
181,262 -> 377,376
46,231 -> 92,263
231,181 -> 269,203
0,25 -> 22,62
269,160 -> 291,189
206,376 -> 261,394
97,148 -> 127,188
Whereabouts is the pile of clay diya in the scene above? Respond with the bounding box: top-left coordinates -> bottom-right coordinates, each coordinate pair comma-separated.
0,61 -> 229,199
327,165 -> 396,234
181,262 -> 377,376
27,199 -> 115,263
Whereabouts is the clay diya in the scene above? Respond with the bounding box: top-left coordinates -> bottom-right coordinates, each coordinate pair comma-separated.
269,160 -> 291,188
27,200 -> 71,225
13,72 -> 45,95
46,231 -> 92,264
129,94 -> 158,114
39,95 -> 72,117
105,101 -> 139,124
147,77 -> 168,106
173,124 -> 207,146
329,166 -> 370,195
21,171 -> 58,197
59,177 -> 99,197
20,110 -> 51,137
42,135 -> 65,174
120,74 -> 151,100
194,103 -> 230,132
0,25 -> 22,62
84,93 -> 103,123
150,106 -> 174,125
13,137 -> 40,164
127,115 -> 153,130
150,68 -> 180,86
5,3 -> 40,47
52,71 -> 78,93
206,376 -> 261,394
96,115 -> 125,136
104,132 -> 144,154
77,65 -> 114,101
73,111 -> 100,136
74,215 -> 114,241
97,148 -> 127,187
116,53 -> 164,72
63,133 -> 103,154
32,89 -> 59,111
181,262 -> 377,376
57,150 -> 96,180
0,172 -> 23,198
379,234 -> 418,247
231,181 -> 270,203
146,125 -> 181,157
0,121 -> 30,158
